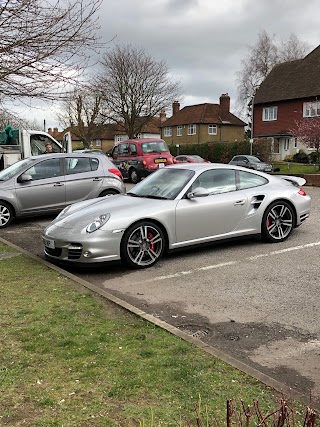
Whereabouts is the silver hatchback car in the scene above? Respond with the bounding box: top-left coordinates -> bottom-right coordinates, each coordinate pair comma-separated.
0,153 -> 125,228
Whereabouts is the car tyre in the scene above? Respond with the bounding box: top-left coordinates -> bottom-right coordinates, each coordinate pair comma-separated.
129,168 -> 140,184
121,221 -> 165,268
261,201 -> 295,243
0,201 -> 14,228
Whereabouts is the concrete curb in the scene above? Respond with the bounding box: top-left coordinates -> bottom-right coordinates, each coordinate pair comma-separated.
0,236 -> 311,407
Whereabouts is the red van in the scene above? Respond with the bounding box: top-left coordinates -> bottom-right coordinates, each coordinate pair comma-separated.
111,138 -> 175,183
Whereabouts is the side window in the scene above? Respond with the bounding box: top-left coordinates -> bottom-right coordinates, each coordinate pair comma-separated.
119,143 -> 129,155
66,157 -> 93,174
238,170 -> 268,189
30,134 -> 61,154
130,143 -> 137,155
178,156 -> 187,162
192,169 -> 236,194
112,145 -> 118,158
25,159 -> 62,181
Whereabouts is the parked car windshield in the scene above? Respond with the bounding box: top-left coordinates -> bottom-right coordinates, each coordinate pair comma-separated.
127,168 -> 195,200
0,158 -> 34,181
247,156 -> 265,163
141,141 -> 170,154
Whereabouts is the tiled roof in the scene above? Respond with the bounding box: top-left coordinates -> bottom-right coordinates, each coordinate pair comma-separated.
160,103 -> 246,127
254,45 -> 320,105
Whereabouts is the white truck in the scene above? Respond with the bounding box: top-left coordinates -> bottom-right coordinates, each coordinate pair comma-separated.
0,127 -> 72,170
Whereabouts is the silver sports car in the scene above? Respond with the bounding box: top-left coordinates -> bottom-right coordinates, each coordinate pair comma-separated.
43,163 -> 311,269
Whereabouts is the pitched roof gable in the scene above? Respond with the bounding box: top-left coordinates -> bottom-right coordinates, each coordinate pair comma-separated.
254,45 -> 320,104
161,103 -> 245,127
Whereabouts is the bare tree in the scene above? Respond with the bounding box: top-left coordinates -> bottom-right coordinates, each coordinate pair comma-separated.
57,88 -> 106,148
0,109 -> 41,130
236,30 -> 310,124
96,44 -> 181,139
0,0 -> 103,104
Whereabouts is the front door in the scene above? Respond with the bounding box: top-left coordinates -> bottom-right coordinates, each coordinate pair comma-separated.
15,158 -> 66,214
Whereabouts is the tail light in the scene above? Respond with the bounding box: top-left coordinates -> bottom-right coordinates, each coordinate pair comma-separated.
108,168 -> 123,181
298,189 -> 307,196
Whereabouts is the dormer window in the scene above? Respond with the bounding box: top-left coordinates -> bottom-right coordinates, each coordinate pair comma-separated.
263,106 -> 277,121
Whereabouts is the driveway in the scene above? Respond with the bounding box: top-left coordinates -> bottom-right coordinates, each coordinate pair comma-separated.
1,185 -> 320,399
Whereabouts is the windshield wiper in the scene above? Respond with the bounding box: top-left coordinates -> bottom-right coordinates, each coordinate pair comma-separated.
126,193 -> 140,197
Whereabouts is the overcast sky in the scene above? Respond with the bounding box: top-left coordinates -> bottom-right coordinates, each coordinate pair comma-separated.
15,0 -> 320,131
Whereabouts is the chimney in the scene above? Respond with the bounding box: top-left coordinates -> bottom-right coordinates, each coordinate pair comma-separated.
160,109 -> 166,123
172,101 -> 180,115
219,93 -> 230,118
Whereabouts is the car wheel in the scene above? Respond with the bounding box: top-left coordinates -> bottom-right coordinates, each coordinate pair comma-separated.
129,168 -> 140,184
99,189 -> 118,197
121,221 -> 165,268
261,201 -> 295,243
0,201 -> 14,228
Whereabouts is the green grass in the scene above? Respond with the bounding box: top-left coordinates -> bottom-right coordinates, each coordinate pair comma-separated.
0,242 -> 299,426
273,162 -> 320,174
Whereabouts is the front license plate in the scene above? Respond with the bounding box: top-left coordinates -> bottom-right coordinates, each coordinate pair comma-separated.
154,158 -> 167,164
44,238 -> 55,249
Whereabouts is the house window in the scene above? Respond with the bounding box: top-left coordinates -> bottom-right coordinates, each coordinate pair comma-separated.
263,106 -> 277,121
177,126 -> 182,136
95,139 -> 101,147
187,124 -> 196,135
272,139 -> 280,154
303,101 -> 320,117
115,135 -> 126,143
284,138 -> 290,151
208,125 -> 217,135
293,138 -> 297,148
164,127 -> 172,137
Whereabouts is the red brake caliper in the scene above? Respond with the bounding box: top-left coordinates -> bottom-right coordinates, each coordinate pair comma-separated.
148,232 -> 154,251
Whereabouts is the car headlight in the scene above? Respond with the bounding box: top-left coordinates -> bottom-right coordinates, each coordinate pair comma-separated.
86,214 -> 110,233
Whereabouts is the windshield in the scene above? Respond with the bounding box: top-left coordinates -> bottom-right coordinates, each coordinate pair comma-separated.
141,141 -> 170,154
0,158 -> 34,181
247,156 -> 264,163
128,168 -> 195,200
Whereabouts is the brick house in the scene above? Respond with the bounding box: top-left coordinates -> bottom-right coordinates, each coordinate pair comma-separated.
160,94 -> 246,146
253,45 -> 320,160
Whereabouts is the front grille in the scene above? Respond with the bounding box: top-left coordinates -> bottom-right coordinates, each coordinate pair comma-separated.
68,243 -> 83,260
45,247 -> 62,257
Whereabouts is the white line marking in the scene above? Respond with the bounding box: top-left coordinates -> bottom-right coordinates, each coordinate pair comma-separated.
148,241 -> 320,283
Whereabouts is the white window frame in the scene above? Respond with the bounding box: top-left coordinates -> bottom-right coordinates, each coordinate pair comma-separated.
95,139 -> 101,147
263,106 -> 278,121
284,138 -> 290,151
187,124 -> 196,135
164,127 -> 172,137
177,126 -> 182,136
115,135 -> 126,143
208,124 -> 217,135
303,101 -> 320,117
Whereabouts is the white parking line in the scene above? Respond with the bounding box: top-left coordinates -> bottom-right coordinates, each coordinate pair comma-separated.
148,241 -> 320,283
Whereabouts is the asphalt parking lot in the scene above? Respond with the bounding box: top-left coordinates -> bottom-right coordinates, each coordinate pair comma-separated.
1,185 -> 320,400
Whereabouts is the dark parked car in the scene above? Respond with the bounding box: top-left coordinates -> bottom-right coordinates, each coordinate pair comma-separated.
175,155 -> 210,163
228,155 -> 272,172
0,153 -> 125,228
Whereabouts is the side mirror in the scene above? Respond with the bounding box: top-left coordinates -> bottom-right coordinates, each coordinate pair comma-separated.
187,187 -> 209,199
18,173 -> 33,183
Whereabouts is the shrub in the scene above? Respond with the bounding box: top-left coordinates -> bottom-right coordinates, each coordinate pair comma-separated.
284,154 -> 294,162
293,150 -> 309,164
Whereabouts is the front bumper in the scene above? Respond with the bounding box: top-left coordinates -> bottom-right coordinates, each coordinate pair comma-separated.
43,225 -> 123,263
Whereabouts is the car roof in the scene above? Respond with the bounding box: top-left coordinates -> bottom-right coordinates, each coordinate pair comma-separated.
168,162 -> 272,175
117,138 -> 166,144
29,152 -> 108,160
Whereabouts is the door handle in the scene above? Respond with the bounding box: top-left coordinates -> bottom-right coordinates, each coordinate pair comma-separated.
234,200 -> 245,206
54,183 -> 64,186
93,178 -> 102,181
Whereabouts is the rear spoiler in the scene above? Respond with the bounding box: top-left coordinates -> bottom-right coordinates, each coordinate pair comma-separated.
277,175 -> 306,187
